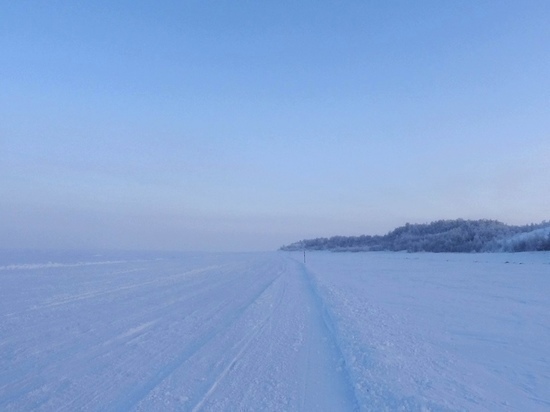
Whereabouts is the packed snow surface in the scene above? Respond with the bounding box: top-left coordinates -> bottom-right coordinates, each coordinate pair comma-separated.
1,250 -> 549,411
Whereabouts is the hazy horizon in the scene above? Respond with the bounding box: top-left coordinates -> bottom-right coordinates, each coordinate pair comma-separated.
2,2 -> 549,252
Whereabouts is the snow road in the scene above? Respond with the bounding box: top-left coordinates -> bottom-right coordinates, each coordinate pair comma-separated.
1,251 -> 549,411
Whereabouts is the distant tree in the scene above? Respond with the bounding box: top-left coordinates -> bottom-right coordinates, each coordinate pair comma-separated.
280,219 -> 550,253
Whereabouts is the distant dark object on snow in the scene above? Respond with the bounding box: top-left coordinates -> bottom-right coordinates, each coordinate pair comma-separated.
280,219 -> 550,253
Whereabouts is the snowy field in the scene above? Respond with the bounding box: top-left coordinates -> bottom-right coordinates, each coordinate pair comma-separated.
1,250 -> 549,411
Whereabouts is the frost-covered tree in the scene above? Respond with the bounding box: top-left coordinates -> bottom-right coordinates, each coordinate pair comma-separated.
280,219 -> 550,253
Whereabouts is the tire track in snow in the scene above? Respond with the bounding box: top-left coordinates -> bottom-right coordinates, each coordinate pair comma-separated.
106,268 -> 286,412
190,278 -> 287,411
58,263 -> 280,411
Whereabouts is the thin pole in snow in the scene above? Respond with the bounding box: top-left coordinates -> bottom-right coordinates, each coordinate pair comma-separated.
303,250 -> 306,264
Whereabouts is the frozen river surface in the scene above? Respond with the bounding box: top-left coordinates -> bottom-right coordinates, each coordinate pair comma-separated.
1,251 -> 549,411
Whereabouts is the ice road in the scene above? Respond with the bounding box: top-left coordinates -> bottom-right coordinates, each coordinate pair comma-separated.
1,251 -> 549,411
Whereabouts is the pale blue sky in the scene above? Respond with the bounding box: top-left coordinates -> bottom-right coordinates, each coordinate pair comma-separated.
1,1 -> 549,251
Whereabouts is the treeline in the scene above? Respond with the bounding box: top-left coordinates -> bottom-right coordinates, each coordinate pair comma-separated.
280,219 -> 550,253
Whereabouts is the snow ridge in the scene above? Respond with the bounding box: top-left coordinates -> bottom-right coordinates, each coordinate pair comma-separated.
297,260 -> 361,411
0,260 -> 129,271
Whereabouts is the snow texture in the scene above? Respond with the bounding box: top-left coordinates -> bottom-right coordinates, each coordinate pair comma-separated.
1,251 -> 549,411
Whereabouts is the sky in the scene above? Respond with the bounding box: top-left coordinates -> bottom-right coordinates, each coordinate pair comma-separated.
1,1 -> 549,252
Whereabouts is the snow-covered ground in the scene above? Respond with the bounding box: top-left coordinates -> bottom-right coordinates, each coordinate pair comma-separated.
1,251 -> 549,411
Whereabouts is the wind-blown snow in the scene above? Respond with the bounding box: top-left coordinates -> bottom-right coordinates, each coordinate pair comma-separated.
1,251 -> 548,410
